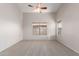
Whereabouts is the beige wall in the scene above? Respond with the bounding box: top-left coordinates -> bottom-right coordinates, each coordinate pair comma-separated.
0,4 -> 23,52
23,13 -> 56,40
56,3 -> 79,53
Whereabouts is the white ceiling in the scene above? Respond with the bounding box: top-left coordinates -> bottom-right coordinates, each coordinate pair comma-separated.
17,3 -> 62,13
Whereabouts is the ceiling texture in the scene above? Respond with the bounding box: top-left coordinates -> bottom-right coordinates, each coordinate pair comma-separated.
17,3 -> 62,13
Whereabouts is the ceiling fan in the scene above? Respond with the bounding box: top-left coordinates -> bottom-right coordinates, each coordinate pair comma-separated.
28,3 -> 47,13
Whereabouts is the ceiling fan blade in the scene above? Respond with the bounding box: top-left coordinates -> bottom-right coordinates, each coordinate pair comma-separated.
28,5 -> 33,7
41,7 -> 47,9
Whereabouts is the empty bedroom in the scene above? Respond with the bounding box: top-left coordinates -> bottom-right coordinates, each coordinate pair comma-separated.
0,3 -> 79,56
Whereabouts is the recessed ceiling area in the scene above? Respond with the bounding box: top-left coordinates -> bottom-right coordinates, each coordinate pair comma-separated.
17,3 -> 62,13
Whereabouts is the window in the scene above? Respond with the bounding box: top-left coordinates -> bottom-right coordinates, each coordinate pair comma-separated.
32,22 -> 47,35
